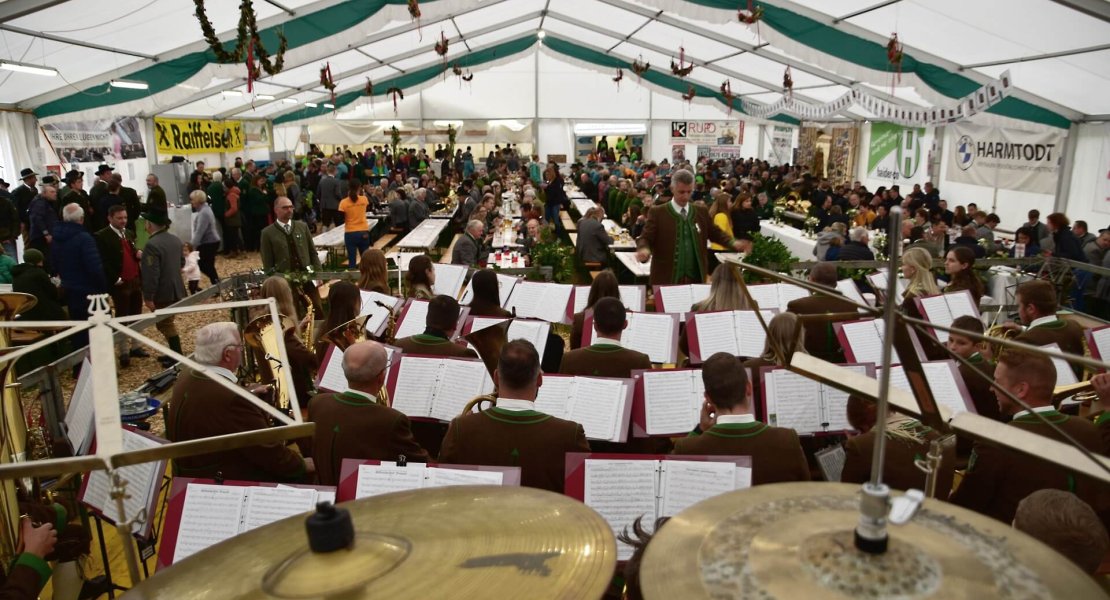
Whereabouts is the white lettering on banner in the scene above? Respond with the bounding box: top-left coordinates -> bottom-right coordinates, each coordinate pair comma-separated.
671,121 -> 742,145
706,145 -> 743,160
945,122 -> 1063,195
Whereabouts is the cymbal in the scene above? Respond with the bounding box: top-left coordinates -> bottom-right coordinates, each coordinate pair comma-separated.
641,482 -> 1105,599
126,485 -> 616,600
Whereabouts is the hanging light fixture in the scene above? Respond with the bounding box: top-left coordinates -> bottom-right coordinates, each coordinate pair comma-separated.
109,79 -> 149,90
0,60 -> 57,77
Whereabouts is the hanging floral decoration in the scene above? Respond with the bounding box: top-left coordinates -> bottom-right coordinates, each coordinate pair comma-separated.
682,84 -> 697,105
435,31 -> 449,69
783,66 -> 793,100
390,125 -> 401,157
387,86 -> 404,113
364,78 -> 374,109
613,68 -> 623,90
670,46 -> 694,78
720,80 -> 736,115
320,63 -> 337,105
461,71 -> 474,82
452,63 -> 462,77
737,0 -> 764,24
886,33 -> 904,92
631,56 -> 650,81
408,0 -> 422,37
194,0 -> 287,92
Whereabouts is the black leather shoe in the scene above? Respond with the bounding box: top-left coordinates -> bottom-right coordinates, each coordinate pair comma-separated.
129,348 -> 150,358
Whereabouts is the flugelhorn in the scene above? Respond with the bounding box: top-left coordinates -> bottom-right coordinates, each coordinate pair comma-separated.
459,319 -> 510,415
243,312 -> 297,413
0,293 -> 37,568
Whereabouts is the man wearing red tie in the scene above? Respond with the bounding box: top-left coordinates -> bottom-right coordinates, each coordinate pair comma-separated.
95,204 -> 146,367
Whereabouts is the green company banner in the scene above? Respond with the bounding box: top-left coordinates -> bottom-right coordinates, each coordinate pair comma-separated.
867,122 -> 926,183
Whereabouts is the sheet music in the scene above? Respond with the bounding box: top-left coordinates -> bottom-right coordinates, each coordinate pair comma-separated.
425,468 -> 504,487
643,370 -> 700,435
572,285 -> 645,314
505,282 -> 545,319
567,378 -> 626,441
173,484 -> 246,563
276,484 -> 336,506
693,312 -> 740,357
836,279 -> 868,310
620,313 -> 676,364
241,487 -> 317,532
815,445 -> 846,482
354,463 -> 427,499
778,283 -> 810,310
432,264 -> 468,299
841,320 -> 899,364
735,311 -> 774,358
394,300 -> 429,340
764,370 -> 823,433
888,365 -> 912,394
64,358 -> 95,455
1092,327 -> 1110,362
745,284 -> 780,311
921,362 -> 969,415
461,273 -> 518,307
359,291 -> 398,336
317,346 -> 348,393
822,365 -> 867,432
920,292 -> 977,344
691,284 -> 711,307
534,376 -> 575,418
502,320 -> 550,363
391,357 -> 442,417
584,459 -> 659,561
430,360 -> 488,422
659,460 -> 737,517
82,429 -> 163,534
1041,343 -> 1079,387
657,285 -> 693,315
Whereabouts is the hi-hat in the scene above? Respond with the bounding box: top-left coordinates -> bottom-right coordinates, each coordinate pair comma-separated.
641,482 -> 1105,599
125,486 -> 616,599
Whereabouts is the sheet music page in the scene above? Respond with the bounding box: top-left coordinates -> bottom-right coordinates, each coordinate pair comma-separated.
764,370 -> 823,433
778,283 -> 811,311
82,429 -> 163,533
534,376 -> 575,418
433,264 -> 468,299
735,465 -> 753,489
584,459 -> 659,561
659,460 -> 737,517
918,295 -> 955,343
815,445 -> 846,482
745,284 -> 780,312
643,370 -> 699,435
173,484 -> 246,563
496,274 -> 519,307
426,468 -> 504,488
359,292 -> 394,337
1040,343 -> 1079,387
735,311 -> 775,358
64,358 -> 95,455
921,362 -> 970,415
507,320 -> 550,363
242,487 -> 318,532
567,378 -> 625,441
657,285 -> 693,315
945,290 -> 978,320
316,347 -> 347,393
692,312 -> 740,357
836,279 -> 868,310
531,284 -> 572,323
620,285 -> 645,312
394,300 -> 429,340
1093,327 -> 1110,360
888,365 -> 912,394
841,320 -> 884,364
505,281 -> 546,319
276,484 -> 338,507
622,313 -> 676,364
572,286 -> 591,314
822,365 -> 867,432
430,360 -> 488,422
390,357 -> 442,418
691,284 -> 712,306
354,464 -> 427,499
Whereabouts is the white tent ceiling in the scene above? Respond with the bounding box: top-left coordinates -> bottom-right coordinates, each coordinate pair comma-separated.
0,0 -> 1106,125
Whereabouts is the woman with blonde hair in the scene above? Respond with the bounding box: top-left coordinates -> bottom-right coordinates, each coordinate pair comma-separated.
901,246 -> 945,358
708,192 -> 734,252
258,275 -> 320,407
357,248 -> 390,295
693,264 -> 751,313
744,312 -> 807,420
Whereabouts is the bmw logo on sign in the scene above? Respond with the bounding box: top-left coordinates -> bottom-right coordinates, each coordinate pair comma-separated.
956,135 -> 975,170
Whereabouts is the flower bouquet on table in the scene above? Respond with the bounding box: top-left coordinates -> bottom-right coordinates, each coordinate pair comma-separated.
803,216 -> 820,238
772,205 -> 786,225
847,208 -> 859,223
872,231 -> 888,261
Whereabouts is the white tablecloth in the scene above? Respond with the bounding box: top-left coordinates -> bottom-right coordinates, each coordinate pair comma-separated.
759,222 -> 816,260
396,219 -> 449,249
491,226 -> 521,248
986,267 -> 1032,306
486,251 -> 527,269
572,198 -> 596,215
615,251 -> 651,278
601,219 -> 636,250
311,220 -> 381,247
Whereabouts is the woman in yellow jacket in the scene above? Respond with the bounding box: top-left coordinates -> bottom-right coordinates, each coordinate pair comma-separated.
708,191 -> 735,251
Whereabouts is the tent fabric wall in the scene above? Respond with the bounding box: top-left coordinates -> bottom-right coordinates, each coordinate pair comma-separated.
0,113 -> 38,185
1062,123 -> 1110,231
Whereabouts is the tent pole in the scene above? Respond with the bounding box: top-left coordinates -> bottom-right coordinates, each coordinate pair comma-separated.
1054,122 -> 1079,214
533,46 -> 540,156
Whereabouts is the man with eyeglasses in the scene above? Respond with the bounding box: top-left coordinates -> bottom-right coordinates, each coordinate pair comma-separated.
166,322 -> 310,482
308,340 -> 429,486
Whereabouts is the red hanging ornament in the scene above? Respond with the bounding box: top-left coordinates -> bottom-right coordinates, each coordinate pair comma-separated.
670,46 -> 694,78
783,67 -> 793,101
737,0 -> 764,24
720,80 -> 735,115
387,86 -> 404,114
408,0 -> 422,39
613,68 -> 623,90
886,33 -> 904,94
435,31 -> 449,70
320,63 -> 336,106
631,56 -> 650,81
682,84 -> 697,105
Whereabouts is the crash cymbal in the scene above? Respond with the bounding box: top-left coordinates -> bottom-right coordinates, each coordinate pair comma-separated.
641,482 -> 1105,599
125,485 -> 616,600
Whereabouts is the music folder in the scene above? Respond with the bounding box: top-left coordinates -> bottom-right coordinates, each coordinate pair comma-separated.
684,309 -> 777,364
336,458 -> 521,502
760,363 -> 873,435
431,263 -> 468,299
460,272 -> 519,307
564,453 -> 752,560
385,355 -> 494,423
63,357 -> 95,456
315,343 -> 400,394
156,477 -> 336,570
630,368 -> 703,438
652,284 -> 711,322
836,279 -> 869,310
887,360 -> 977,416
504,281 -> 574,324
1086,326 -> 1110,371
359,291 -> 402,339
582,311 -> 679,364
393,298 -> 471,341
913,290 -> 980,344
79,427 -> 167,539
834,318 -> 903,365
743,282 -> 811,312
533,374 -> 635,442
461,316 -> 550,363
569,285 -> 647,317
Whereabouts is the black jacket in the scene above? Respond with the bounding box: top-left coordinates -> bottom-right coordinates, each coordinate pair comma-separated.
12,263 -> 65,321
1052,227 -> 1088,263
729,208 -> 760,236
837,240 -> 875,262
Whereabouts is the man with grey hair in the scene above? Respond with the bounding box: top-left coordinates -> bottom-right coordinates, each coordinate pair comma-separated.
635,169 -> 745,285
837,227 -> 875,262
408,187 -> 429,230
167,322 -> 310,482
52,202 -> 107,351
308,341 -> 428,485
452,219 -> 485,266
576,206 -> 611,263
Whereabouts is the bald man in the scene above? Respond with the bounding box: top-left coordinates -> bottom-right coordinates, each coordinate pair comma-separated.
308,341 -> 429,485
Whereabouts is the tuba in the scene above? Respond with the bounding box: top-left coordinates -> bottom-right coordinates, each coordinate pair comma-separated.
459,320 -> 510,415
243,312 -> 297,413
0,293 -> 38,567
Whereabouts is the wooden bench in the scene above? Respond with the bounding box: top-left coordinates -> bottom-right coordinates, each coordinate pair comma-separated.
440,234 -> 462,263
372,233 -> 396,250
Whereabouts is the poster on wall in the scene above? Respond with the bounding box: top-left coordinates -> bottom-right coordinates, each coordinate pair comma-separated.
768,126 -> 794,166
945,123 -> 1063,195
41,117 -> 146,164
1095,123 -> 1110,215
705,145 -> 743,160
671,121 -> 742,145
867,122 -> 927,183
242,121 -> 272,149
575,136 -> 594,161
153,117 -> 244,155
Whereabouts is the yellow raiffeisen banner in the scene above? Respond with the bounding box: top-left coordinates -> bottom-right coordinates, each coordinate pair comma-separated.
154,117 -> 244,155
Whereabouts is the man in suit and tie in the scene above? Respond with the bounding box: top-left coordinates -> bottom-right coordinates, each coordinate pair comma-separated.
96,205 -> 147,368
451,220 -> 484,267
560,297 -> 650,378
140,208 -> 186,367
950,349 -> 1107,524
636,169 -> 747,285
309,341 -> 428,486
576,207 -> 611,264
261,196 -> 322,313
673,352 -> 810,485
393,295 -> 477,359
439,339 -> 590,492
785,262 -> 861,363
